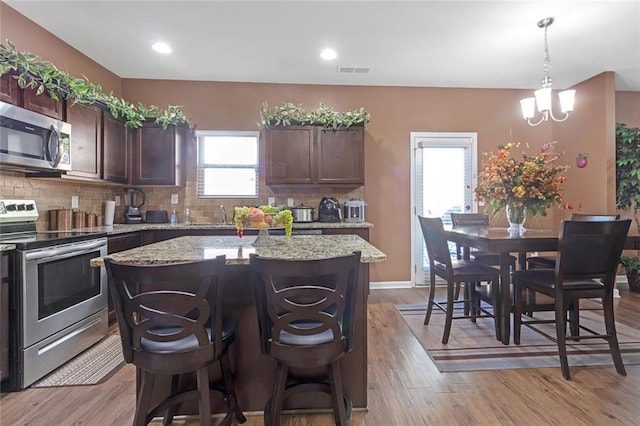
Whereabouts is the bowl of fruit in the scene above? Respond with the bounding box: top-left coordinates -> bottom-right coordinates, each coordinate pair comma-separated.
234,206 -> 293,244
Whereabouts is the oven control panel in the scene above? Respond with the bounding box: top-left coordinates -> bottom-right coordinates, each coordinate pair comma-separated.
0,199 -> 39,223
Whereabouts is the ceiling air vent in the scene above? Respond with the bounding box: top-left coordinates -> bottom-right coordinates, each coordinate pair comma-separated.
337,66 -> 370,74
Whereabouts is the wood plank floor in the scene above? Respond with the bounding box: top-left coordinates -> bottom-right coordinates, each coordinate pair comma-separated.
2,286 -> 640,425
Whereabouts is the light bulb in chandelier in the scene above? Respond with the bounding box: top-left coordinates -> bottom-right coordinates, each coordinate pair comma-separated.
520,17 -> 576,126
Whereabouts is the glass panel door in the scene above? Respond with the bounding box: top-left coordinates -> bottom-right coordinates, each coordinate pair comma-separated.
410,133 -> 477,286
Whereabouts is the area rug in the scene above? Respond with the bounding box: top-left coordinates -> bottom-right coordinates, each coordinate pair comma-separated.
32,335 -> 125,387
396,302 -> 640,372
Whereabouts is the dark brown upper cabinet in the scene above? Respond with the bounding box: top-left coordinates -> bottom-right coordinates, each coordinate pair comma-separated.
0,73 -> 63,120
131,123 -> 187,186
0,73 -> 21,105
65,102 -> 102,179
265,126 -> 315,185
102,112 -> 128,183
316,126 -> 364,185
22,86 -> 64,120
265,125 -> 364,186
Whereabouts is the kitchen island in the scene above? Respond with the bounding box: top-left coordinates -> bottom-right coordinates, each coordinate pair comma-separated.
91,234 -> 386,417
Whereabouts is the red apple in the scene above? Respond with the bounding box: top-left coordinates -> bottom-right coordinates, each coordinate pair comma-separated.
576,153 -> 588,168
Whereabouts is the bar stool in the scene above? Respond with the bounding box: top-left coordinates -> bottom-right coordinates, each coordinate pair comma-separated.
250,251 -> 361,426
104,256 -> 246,426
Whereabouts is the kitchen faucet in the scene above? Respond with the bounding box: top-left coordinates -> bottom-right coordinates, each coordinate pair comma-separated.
219,205 -> 228,224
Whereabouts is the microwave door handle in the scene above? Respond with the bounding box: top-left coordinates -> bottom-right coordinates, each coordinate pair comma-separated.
45,124 -> 63,168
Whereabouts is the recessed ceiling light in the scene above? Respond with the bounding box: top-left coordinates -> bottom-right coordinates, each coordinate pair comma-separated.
152,42 -> 172,54
320,48 -> 337,61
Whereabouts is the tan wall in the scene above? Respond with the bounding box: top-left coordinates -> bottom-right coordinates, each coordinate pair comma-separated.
616,91 -> 640,127
0,3 -> 122,96
1,4 -> 634,283
552,72 -> 617,218
615,91 -> 640,226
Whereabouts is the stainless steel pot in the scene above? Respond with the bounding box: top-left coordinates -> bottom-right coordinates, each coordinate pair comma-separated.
290,205 -> 315,222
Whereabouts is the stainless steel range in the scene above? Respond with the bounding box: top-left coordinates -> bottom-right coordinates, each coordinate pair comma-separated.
0,199 -> 108,390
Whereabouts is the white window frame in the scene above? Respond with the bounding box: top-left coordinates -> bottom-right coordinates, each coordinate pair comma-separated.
195,130 -> 260,199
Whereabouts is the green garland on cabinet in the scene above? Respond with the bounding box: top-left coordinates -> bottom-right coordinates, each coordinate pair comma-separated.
0,40 -> 190,129
260,101 -> 370,129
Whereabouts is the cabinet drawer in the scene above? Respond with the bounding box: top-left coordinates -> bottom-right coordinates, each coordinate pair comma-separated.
107,233 -> 142,253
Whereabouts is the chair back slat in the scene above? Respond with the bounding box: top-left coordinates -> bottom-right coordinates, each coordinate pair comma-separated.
104,256 -> 226,362
556,220 -> 631,286
251,252 -> 361,353
450,213 -> 490,227
570,213 -> 621,221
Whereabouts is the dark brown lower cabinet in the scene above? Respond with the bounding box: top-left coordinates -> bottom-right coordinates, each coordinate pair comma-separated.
106,233 -> 142,323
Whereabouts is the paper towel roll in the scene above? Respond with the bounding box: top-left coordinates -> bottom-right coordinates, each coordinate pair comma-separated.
104,200 -> 116,226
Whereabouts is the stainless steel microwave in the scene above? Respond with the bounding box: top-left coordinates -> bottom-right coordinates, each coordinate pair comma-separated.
0,101 -> 71,172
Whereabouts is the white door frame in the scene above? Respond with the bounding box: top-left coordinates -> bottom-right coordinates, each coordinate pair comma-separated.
410,132 -> 478,287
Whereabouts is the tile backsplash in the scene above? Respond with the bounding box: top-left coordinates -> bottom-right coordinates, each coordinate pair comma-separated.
1,170 -> 365,230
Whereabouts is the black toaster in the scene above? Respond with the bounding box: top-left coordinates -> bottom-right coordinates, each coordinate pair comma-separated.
146,210 -> 168,223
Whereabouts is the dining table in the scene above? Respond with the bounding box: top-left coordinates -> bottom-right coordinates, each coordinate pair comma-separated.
444,224 -> 640,345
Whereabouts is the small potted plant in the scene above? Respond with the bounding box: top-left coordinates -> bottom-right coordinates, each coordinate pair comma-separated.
620,255 -> 640,293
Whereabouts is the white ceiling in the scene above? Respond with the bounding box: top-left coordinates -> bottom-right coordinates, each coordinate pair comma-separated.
5,0 -> 640,91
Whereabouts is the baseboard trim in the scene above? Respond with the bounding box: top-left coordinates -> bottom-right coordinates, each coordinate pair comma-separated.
370,281 -> 412,289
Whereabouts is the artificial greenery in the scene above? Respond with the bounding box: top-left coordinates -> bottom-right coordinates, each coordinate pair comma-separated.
0,40 -> 190,128
260,101 -> 370,129
620,255 -> 640,273
615,123 -> 640,232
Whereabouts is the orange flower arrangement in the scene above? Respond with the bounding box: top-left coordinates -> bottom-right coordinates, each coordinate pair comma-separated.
475,142 -> 568,217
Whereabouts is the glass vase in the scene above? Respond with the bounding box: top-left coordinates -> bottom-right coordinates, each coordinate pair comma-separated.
506,203 -> 527,234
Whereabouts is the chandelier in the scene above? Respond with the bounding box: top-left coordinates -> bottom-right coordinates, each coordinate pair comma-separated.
520,17 -> 575,126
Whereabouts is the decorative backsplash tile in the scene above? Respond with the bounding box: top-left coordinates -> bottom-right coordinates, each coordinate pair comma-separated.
0,170 -> 364,229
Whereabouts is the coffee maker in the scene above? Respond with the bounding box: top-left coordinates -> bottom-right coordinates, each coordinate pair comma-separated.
123,188 -> 145,224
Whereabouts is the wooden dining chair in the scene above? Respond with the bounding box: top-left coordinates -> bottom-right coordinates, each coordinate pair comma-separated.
450,213 -> 517,307
418,216 -> 501,344
527,213 -> 620,269
104,256 -> 246,426
512,219 -> 631,379
250,251 -> 361,426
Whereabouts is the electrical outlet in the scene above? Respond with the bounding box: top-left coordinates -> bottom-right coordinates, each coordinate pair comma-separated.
114,196 -> 121,206
71,195 -> 79,209
287,198 -> 294,207
171,194 -> 178,204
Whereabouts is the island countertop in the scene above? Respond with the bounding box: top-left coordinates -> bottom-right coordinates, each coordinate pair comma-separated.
90,234 -> 386,267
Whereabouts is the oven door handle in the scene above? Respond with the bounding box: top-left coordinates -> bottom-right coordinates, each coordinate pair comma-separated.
24,239 -> 106,261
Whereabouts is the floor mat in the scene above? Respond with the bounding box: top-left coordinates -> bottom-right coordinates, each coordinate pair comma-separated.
31,335 -> 125,387
396,303 -> 640,372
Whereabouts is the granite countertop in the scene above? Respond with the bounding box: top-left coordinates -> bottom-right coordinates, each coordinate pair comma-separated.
0,221 -> 373,252
101,221 -> 373,236
91,234 -> 386,267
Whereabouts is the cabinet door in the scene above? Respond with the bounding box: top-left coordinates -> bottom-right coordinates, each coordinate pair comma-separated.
107,232 -> 141,323
317,126 -> 364,185
132,124 -> 186,186
22,87 -> 64,120
265,126 -> 315,185
102,112 -> 128,183
0,73 -> 20,105
66,103 -> 102,179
